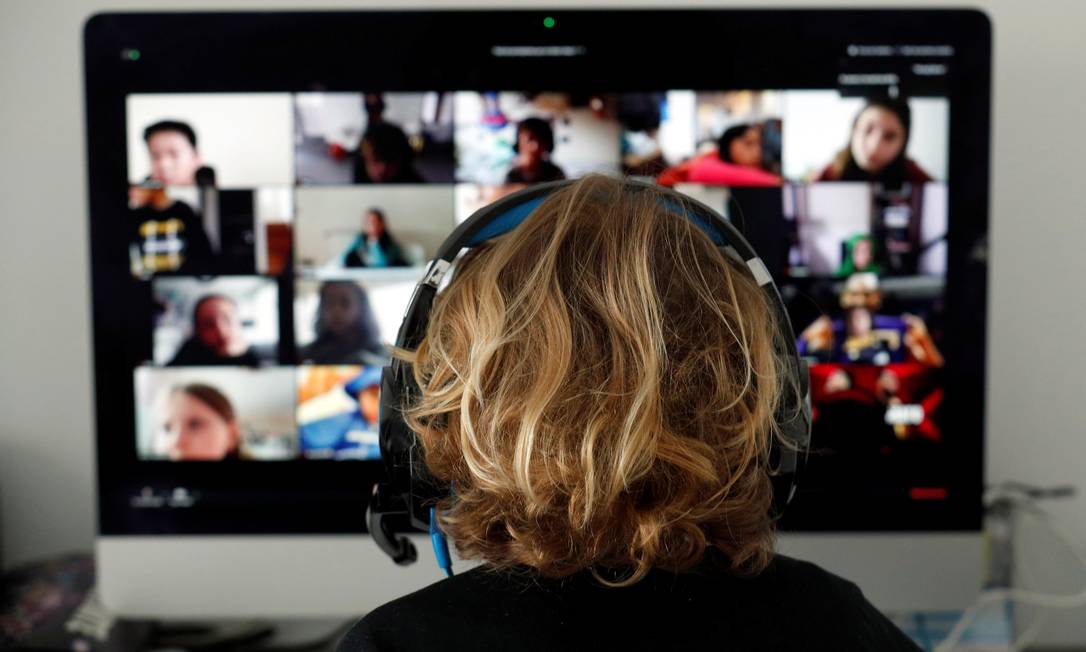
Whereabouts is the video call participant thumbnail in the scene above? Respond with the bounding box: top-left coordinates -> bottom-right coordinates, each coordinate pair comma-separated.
296,366 -> 381,460
168,295 -> 262,366
657,122 -> 782,188
454,92 -> 621,186
294,185 -> 454,273
136,367 -> 298,461
298,281 -> 388,365
798,273 -> 944,368
296,92 -> 454,185
814,96 -> 934,186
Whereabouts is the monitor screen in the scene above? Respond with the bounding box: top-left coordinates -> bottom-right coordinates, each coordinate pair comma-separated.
85,10 -> 990,536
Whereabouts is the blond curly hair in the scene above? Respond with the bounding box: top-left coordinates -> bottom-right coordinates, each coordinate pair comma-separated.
400,174 -> 789,585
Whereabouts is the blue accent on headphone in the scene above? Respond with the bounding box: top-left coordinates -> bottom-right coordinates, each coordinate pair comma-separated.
464,194 -> 728,249
658,197 -> 728,246
429,506 -> 453,578
466,196 -> 550,247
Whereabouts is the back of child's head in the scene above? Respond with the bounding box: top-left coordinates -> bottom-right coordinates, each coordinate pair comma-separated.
403,174 -> 789,585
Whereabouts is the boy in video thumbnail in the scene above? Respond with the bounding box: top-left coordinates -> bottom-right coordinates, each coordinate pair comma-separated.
143,120 -> 203,186
155,383 -> 240,460
815,96 -> 933,186
505,117 -> 566,184
343,208 -> 409,268
354,122 -> 425,184
168,295 -> 260,367
299,281 -> 388,365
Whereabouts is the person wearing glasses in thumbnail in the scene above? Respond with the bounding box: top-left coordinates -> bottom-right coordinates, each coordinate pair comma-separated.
340,176 -> 920,651
168,295 -> 261,367
815,96 -> 934,186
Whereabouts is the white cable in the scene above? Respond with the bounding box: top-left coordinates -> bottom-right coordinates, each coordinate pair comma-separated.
1009,501 -> 1050,652
936,491 -> 1086,651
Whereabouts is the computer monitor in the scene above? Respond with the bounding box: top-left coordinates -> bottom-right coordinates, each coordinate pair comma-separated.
84,9 -> 991,617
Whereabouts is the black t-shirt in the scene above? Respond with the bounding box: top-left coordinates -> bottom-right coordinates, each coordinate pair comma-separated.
338,555 -> 920,651
167,338 -> 261,367
505,160 -> 566,184
129,200 -> 214,274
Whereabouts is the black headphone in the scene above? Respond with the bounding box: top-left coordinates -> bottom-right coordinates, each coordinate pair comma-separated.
368,178 -> 811,566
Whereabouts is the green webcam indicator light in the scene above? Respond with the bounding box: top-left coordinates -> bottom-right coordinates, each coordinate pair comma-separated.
543,16 -> 556,29
125,49 -> 141,61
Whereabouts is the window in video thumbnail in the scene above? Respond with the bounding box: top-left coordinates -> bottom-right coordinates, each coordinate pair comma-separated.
151,276 -> 279,367
454,92 -> 622,187
294,278 -> 413,365
781,182 -> 948,279
655,91 -> 783,188
293,186 -> 454,274
781,91 -> 948,184
296,366 -> 382,461
253,187 -> 294,275
134,366 -> 297,461
294,92 -> 454,185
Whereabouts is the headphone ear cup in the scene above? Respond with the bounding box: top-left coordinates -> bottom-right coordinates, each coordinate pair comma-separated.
768,359 -> 812,517
378,361 -> 448,530
378,364 -> 414,496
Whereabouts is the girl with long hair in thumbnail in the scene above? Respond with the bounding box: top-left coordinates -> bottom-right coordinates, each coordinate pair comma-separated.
816,96 -> 933,186
155,383 -> 240,461
300,281 -> 386,365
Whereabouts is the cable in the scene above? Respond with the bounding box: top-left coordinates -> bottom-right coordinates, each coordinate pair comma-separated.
430,506 -> 454,578
936,487 -> 1086,651
1009,501 -> 1048,652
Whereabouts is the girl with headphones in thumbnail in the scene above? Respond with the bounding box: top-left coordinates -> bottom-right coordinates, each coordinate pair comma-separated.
346,175 -> 920,651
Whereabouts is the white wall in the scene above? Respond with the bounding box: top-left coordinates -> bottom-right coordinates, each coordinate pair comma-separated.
2,0 -> 1086,645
